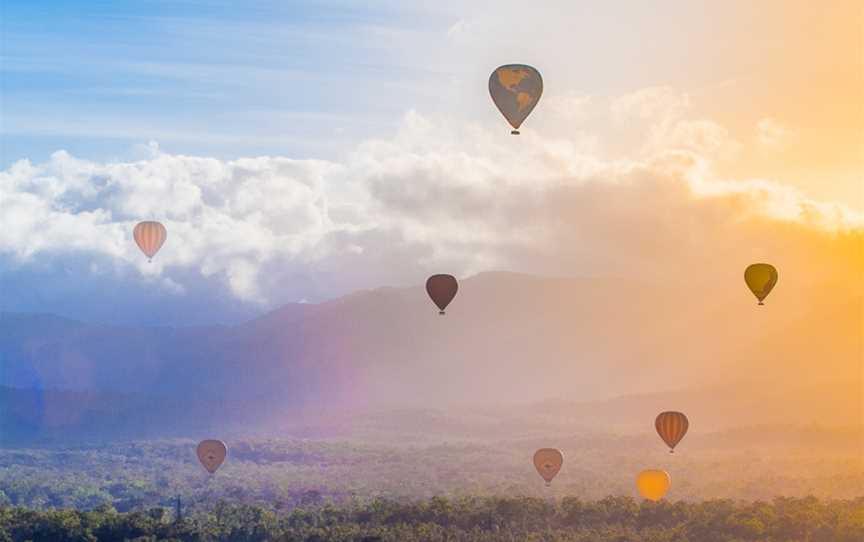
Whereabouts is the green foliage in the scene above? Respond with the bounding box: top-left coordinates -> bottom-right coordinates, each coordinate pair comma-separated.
0,434 -> 861,539
0,496 -> 862,541
1,432 -> 861,513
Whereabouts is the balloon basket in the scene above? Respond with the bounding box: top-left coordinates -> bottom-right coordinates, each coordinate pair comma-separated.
758,302 -> 764,306
511,130 -> 520,135
439,311 -> 446,315
544,482 -> 551,487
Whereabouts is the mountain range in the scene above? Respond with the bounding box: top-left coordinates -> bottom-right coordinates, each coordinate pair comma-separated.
0,271 -> 860,442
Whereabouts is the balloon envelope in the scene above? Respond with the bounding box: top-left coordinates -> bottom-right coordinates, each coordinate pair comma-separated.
655,411 -> 689,453
533,448 -> 563,486
196,440 -> 227,474
744,263 -> 778,305
489,64 -> 543,134
133,221 -> 167,261
637,469 -> 671,501
426,274 -> 458,314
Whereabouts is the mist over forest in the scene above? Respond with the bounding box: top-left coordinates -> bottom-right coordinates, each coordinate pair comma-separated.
1,272 -> 861,526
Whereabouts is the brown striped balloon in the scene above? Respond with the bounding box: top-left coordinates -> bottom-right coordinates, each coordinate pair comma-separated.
133,221 -> 167,262
655,411 -> 689,453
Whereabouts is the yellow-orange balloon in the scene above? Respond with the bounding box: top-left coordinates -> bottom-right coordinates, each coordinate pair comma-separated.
637,469 -> 671,501
744,263 -> 778,305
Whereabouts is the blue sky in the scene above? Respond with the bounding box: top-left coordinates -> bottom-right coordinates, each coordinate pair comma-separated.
2,0 -> 754,166
1,1 -> 460,165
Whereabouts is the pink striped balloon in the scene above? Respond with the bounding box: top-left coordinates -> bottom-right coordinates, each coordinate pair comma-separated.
133,221 -> 167,262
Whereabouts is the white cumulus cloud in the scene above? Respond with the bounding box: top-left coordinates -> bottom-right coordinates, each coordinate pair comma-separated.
1,93 -> 859,324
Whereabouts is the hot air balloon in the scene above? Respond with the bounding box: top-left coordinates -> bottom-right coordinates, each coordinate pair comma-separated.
533,448 -> 563,486
133,221 -> 167,262
489,64 -> 543,134
655,411 -> 689,453
426,274 -> 458,315
637,469 -> 670,501
196,440 -> 227,474
744,263 -> 778,305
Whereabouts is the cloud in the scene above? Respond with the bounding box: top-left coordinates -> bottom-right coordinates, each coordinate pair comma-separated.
1,93 -> 860,325
610,86 -> 690,124
445,19 -> 472,40
545,93 -> 593,121
645,119 -> 740,160
756,117 -> 794,151
608,87 -> 740,161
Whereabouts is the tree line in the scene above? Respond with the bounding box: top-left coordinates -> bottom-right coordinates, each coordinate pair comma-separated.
1,495 -> 862,541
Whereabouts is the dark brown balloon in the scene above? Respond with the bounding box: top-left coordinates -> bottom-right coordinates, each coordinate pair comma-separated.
196,440 -> 227,474
426,274 -> 458,315
655,411 -> 689,453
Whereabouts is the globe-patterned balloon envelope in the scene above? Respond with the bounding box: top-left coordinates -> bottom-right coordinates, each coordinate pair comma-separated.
489,64 -> 543,134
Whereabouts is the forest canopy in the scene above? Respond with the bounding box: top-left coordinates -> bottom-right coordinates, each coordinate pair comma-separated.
2,495 -> 863,542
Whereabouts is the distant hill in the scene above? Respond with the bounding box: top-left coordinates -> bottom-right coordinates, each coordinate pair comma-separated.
0,271 -> 860,442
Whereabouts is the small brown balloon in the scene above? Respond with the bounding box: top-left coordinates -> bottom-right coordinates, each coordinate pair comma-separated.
533,448 -> 563,486
426,274 -> 458,314
196,440 -> 227,474
655,411 -> 689,453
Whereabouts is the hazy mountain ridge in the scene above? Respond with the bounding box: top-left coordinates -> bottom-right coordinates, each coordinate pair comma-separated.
0,271 -> 860,442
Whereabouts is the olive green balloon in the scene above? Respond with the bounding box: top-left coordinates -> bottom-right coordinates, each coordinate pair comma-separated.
744,263 -> 778,305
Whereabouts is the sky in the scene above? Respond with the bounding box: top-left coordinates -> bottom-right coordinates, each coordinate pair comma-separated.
0,0 -> 861,325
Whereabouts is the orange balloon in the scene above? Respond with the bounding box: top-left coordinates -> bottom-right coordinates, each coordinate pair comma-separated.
533,448 -> 563,486
133,221 -> 167,262
637,469 -> 671,501
196,440 -> 227,474
655,411 -> 689,453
